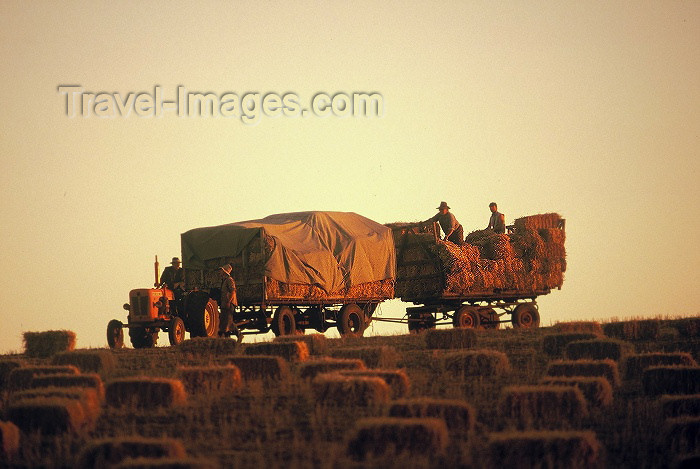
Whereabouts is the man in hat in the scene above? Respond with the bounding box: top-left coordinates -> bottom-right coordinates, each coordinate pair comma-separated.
426,202 -> 463,244
159,257 -> 185,292
218,264 -> 239,338
487,202 -> 506,234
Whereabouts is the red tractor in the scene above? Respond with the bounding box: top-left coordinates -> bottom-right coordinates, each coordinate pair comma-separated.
107,258 -> 219,348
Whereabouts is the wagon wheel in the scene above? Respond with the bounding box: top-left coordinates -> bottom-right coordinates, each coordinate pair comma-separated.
337,304 -> 366,338
129,326 -> 158,348
168,317 -> 186,346
453,306 -> 480,329
107,319 -> 124,349
511,303 -> 540,329
480,308 -> 500,329
271,306 -> 297,336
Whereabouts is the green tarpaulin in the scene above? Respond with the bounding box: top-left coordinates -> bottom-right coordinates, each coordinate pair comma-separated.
180,211 -> 396,293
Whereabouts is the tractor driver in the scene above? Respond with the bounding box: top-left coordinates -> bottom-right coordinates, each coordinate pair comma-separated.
218,264 -> 240,339
160,257 -> 185,294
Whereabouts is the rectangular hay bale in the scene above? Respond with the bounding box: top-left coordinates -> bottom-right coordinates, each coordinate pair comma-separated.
542,333 -> 599,356
177,365 -> 242,395
540,377 -> 613,407
23,330 -> 76,358
660,394 -> 700,419
76,437 -> 187,469
487,430 -> 601,469
274,334 -> 329,355
6,365 -> 80,391
501,385 -> 588,430
227,356 -> 290,381
443,349 -> 510,377
564,339 -> 633,361
330,346 -> 400,368
338,369 -> 410,399
51,349 -> 117,374
244,342 -> 309,362
388,397 -> 475,434
7,397 -> 89,435
312,373 -> 390,407
105,377 -> 187,408
425,328 -> 477,350
624,353 -> 697,380
298,358 -> 366,379
30,373 -> 105,399
642,366 -> 700,396
546,360 -> 621,388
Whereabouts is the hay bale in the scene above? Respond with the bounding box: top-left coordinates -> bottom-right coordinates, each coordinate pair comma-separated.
298,358 -> 366,379
6,365 -> 80,391
7,397 -> 88,434
443,349 -> 510,377
11,387 -> 102,424
624,353 -> 697,380
243,341 -> 309,362
105,377 -> 187,408
0,421 -> 20,460
331,346 -> 400,368
487,430 -> 601,469
540,377 -> 613,407
178,338 -> 239,356
345,417 -> 448,461
23,330 -> 76,358
554,322 -> 603,335
425,328 -> 477,350
338,369 -> 410,399
0,360 -> 24,389
660,394 -> 700,419
51,349 -> 117,374
177,365 -> 242,395
30,373 -> 105,399
542,333 -> 599,356
546,359 -> 621,387
642,366 -> 700,396
274,334 -> 328,355
501,385 -> 588,430
668,317 -> 700,338
664,417 -> 700,455
388,398 -> 475,434
603,319 -> 661,340
76,437 -> 187,469
112,457 -> 219,469
312,373 -> 390,407
227,356 -> 290,381
564,339 -> 633,361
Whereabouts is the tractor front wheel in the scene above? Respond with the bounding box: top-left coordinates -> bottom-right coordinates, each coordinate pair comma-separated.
168,317 -> 186,346
107,319 -> 124,349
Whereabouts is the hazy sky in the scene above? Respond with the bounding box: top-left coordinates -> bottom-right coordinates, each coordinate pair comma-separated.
1,1 -> 698,353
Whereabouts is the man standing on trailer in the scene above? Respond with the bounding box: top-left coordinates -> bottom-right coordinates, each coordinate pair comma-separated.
218,264 -> 239,339
426,201 -> 463,244
487,202 -> 506,234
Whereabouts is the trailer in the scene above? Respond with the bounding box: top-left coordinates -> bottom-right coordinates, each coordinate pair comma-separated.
389,215 -> 566,332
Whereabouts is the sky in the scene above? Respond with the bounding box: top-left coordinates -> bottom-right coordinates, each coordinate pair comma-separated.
1,1 -> 698,353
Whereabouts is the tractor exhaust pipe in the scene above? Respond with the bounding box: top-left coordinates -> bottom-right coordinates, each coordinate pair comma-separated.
154,255 -> 160,287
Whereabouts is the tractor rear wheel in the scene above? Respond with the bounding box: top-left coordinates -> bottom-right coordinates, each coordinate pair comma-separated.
337,304 -> 366,338
107,319 -> 124,349
168,317 -> 186,346
512,303 -> 540,329
453,306 -> 480,329
271,306 -> 297,336
129,327 -> 157,348
190,298 -> 219,338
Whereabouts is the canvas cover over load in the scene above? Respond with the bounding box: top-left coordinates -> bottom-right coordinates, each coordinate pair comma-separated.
181,211 -> 396,295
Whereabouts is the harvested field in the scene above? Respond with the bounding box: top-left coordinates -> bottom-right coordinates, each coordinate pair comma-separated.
177,365 -> 242,395
344,417 -> 448,461
312,373 -> 390,407
274,334 -> 328,355
540,377 -> 613,407
105,377 -> 187,408
443,349 -> 510,377
51,349 -> 117,373
178,338 -> 239,357
330,345 -> 400,368
424,328 -> 477,349
298,358 -> 366,379
76,437 -> 187,469
6,365 -> 80,391
7,397 -> 89,434
624,352 -> 697,380
227,356 -> 290,381
546,359 -> 621,387
337,369 -> 410,399
244,341 -> 309,362
642,366 -> 700,396
542,333 -> 599,356
659,394 -> 700,419
388,397 -> 476,433
487,430 -> 601,469
23,330 -> 76,358
500,385 -> 588,430
564,339 -> 633,361
554,321 -> 603,335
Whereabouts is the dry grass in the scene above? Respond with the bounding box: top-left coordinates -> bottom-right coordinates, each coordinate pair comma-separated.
564,339 -> 633,361
330,345 -> 400,368
540,377 -> 613,407
105,377 -> 187,408
337,369 -> 410,399
546,359 -> 621,387
443,349 -> 510,377
298,358 -> 366,379
23,330 -> 76,358
388,397 -> 475,434
7,397 -> 89,434
312,373 -> 390,407
624,352 -> 697,380
424,328 -> 477,350
344,417 -> 448,461
554,322 -> 603,335
274,334 -> 329,355
227,356 -> 290,381
500,385 -> 588,430
487,430 -> 601,469
178,338 -> 239,357
51,349 -> 117,374
659,394 -> 700,419
112,457 -> 219,469
244,341 -> 309,362
29,373 -> 105,399
6,365 -> 80,391
177,365 -> 242,395
542,333 -> 599,356
664,417 -> 700,455
603,319 -> 661,341
12,386 -> 102,424
76,437 -> 187,469
0,421 -> 20,460
642,366 -> 700,396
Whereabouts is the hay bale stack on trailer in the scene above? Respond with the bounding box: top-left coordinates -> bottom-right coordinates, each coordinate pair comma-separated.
181,211 -> 395,338
388,213 -> 565,330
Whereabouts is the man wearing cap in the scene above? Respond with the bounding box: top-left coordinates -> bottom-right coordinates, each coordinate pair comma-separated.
426,202 -> 463,244
218,264 -> 239,338
487,202 -> 506,234
160,257 -> 185,292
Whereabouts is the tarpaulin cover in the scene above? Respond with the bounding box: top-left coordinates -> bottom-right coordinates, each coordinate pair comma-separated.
180,211 -> 396,293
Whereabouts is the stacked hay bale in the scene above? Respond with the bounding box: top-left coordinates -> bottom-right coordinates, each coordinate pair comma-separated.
391,213 -> 565,299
